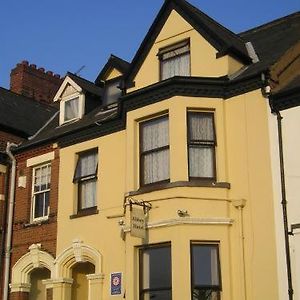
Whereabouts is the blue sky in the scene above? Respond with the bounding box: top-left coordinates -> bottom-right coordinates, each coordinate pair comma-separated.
0,0 -> 299,88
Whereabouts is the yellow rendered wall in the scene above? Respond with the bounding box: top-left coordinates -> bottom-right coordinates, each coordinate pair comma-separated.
105,68 -> 123,81
129,9 -> 243,92
56,89 -> 278,299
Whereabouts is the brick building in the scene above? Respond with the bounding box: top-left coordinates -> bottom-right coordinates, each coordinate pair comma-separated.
0,63 -> 60,300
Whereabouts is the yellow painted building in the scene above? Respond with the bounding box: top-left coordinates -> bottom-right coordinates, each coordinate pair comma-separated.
8,1 -> 300,300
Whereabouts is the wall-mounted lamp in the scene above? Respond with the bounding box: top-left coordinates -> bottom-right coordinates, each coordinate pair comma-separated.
177,209 -> 189,217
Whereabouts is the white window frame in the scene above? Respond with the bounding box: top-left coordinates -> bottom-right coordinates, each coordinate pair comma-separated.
31,163 -> 51,222
59,93 -> 85,125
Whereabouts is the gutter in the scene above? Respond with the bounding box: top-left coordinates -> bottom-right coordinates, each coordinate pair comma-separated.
2,142 -> 18,300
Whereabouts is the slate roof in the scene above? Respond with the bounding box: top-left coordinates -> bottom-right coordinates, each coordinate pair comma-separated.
0,87 -> 57,138
236,12 -> 300,80
67,72 -> 103,97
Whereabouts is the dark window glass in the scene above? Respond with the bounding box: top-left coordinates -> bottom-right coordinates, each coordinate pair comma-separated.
140,116 -> 169,185
191,244 -> 221,300
188,112 -> 216,180
140,244 -> 172,300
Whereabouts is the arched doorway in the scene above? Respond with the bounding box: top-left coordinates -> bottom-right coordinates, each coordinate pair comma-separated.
71,262 -> 95,300
28,268 -> 51,300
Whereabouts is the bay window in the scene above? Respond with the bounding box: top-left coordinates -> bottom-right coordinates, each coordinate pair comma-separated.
187,112 -> 216,180
191,243 -> 221,300
139,244 -> 172,300
74,149 -> 98,210
140,115 -> 169,186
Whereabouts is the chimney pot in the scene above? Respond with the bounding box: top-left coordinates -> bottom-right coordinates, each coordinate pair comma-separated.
46,71 -> 53,76
54,74 -> 60,78
38,67 -> 45,72
30,64 -> 37,69
21,60 -> 29,66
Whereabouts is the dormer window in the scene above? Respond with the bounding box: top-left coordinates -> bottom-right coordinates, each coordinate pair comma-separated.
159,40 -> 190,80
64,97 -> 80,122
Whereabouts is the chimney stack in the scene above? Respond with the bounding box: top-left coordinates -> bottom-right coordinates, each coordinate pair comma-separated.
10,60 -> 63,104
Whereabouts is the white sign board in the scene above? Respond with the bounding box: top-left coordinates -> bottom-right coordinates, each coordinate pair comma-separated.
130,207 -> 146,239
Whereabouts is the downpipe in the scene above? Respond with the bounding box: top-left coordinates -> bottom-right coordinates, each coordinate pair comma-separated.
276,111 -> 294,300
2,142 -> 18,300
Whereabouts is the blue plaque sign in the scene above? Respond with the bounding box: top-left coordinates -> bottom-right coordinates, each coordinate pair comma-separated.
110,272 -> 122,295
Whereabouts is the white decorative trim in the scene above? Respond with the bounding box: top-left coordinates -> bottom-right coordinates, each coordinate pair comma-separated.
10,244 -> 54,292
55,241 -> 102,278
10,283 -> 31,293
123,217 -> 233,232
86,273 -> 105,281
26,152 -> 54,167
53,76 -> 82,102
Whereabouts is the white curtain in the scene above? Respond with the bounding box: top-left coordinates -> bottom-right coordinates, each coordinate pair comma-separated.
161,52 -> 190,80
76,152 -> 98,209
189,113 -> 214,141
189,147 -> 214,178
65,97 -> 79,121
80,180 -> 96,209
142,117 -> 169,184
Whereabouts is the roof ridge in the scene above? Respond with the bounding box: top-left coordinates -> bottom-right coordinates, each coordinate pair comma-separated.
180,0 -> 245,43
0,86 -> 55,109
239,11 -> 300,36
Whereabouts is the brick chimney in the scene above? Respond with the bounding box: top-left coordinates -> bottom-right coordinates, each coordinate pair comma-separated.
10,60 -> 63,104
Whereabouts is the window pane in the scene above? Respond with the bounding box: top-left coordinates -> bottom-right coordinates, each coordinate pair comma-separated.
192,289 -> 220,300
189,113 -> 214,141
189,147 -> 214,178
103,81 -> 121,105
34,193 -> 45,218
192,245 -> 220,287
65,97 -> 79,121
79,180 -> 97,209
142,149 -> 169,184
161,52 -> 190,80
142,290 -> 172,300
141,117 -> 169,152
75,151 -> 98,179
141,246 -> 172,290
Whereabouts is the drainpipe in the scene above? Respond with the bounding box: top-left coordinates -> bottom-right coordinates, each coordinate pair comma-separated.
0,165 -> 10,279
275,111 -> 294,300
2,142 -> 18,300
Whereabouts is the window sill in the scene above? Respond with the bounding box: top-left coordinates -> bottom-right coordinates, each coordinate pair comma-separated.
128,180 -> 230,196
70,207 -> 99,219
23,218 -> 49,228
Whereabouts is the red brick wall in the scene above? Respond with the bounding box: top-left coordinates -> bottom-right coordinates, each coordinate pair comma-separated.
11,145 -> 59,267
0,131 -> 24,153
9,292 -> 29,300
10,61 -> 62,104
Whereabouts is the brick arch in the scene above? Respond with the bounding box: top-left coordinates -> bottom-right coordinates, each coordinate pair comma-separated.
10,244 -> 54,293
54,239 -> 102,278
